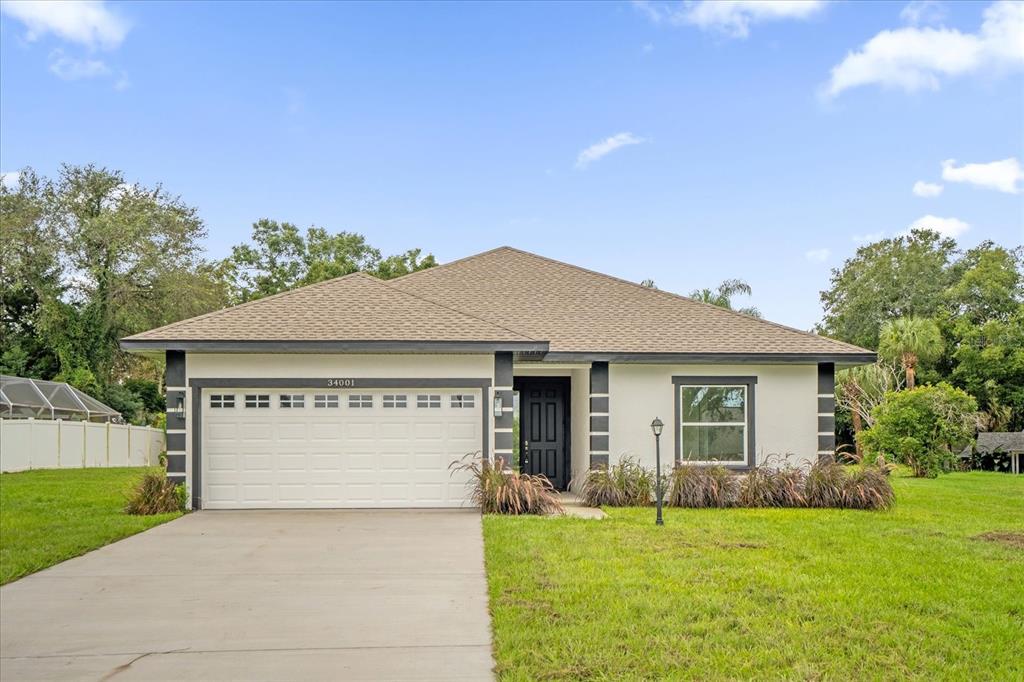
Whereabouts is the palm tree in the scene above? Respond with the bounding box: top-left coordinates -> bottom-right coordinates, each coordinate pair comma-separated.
836,362 -> 902,457
877,317 -> 944,389
689,279 -> 761,318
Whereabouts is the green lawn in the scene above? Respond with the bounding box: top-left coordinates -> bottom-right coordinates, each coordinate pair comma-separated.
484,472 -> 1024,680
0,467 -> 182,585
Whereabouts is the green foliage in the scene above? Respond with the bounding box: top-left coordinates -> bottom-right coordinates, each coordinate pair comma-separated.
689,278 -> 761,317
450,453 -> 563,515
123,378 -> 165,413
225,219 -> 436,302
878,316 -> 944,388
949,310 -> 1024,430
103,383 -> 145,424
859,384 -> 978,478
819,229 -> 958,349
125,472 -> 187,515
576,456 -> 654,507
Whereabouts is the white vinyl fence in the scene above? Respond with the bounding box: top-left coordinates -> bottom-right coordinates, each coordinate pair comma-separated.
0,418 -> 165,472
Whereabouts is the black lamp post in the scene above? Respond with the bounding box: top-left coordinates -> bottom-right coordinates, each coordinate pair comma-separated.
651,417 -> 664,526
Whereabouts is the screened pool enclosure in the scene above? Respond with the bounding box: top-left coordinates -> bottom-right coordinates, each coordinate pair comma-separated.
0,375 -> 122,423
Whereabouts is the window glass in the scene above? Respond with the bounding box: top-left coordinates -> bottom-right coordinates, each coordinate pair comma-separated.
280,394 -> 305,408
679,385 -> 746,463
244,394 -> 270,408
210,394 -> 235,408
450,394 -> 475,408
417,394 -> 441,408
681,386 -> 746,423
383,394 -> 407,408
680,425 -> 745,463
314,394 -> 339,408
348,394 -> 373,408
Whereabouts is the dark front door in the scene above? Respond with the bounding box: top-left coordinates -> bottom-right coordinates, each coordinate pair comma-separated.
517,379 -> 569,490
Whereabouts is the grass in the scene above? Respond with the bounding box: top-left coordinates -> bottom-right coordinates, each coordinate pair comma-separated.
483,471 -> 1024,680
0,467 -> 183,585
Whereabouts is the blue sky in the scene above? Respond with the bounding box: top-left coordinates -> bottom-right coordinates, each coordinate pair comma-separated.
2,0 -> 1022,330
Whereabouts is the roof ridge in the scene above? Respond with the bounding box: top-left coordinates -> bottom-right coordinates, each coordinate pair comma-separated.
385,245 -> 513,283
374,274 -> 540,342
480,247 -> 871,354
123,271 -> 370,341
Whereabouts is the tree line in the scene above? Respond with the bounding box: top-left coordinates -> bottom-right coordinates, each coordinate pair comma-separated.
0,164 -> 436,424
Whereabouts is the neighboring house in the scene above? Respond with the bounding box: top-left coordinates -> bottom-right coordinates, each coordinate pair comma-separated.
972,432 -> 1024,475
121,247 -> 875,509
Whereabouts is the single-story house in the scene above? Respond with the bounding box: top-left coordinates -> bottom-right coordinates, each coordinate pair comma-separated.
121,247 -> 875,509
971,432 -> 1024,475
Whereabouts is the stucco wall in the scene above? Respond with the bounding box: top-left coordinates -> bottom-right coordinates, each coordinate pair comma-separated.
608,364 -> 819,470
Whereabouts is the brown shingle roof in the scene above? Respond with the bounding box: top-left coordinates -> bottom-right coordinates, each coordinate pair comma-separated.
123,247 -> 872,358
123,272 -> 537,343
388,247 -> 871,356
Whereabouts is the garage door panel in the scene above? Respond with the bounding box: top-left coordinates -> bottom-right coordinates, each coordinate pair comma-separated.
202,388 -> 480,508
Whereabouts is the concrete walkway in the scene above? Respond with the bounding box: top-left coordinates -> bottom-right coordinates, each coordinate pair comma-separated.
0,511 -> 494,681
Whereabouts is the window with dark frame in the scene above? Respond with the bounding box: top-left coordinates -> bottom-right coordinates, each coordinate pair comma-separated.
450,394 -> 475,408
210,394 -> 235,408
279,394 -> 305,408
383,394 -> 407,408
244,394 -> 270,409
678,385 -> 747,464
348,394 -> 373,408
314,394 -> 339,408
417,394 -> 441,408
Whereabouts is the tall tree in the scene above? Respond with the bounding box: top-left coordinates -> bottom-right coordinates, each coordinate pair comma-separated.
835,362 -> 902,457
226,219 -> 436,302
819,230 -> 958,349
877,317 -> 944,390
689,279 -> 761,317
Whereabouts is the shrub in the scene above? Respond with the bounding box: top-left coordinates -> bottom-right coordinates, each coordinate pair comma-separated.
859,383 -> 977,478
451,454 -> 563,515
576,456 -> 654,507
738,461 -> 805,508
804,460 -> 846,508
841,465 -> 896,510
125,472 -> 186,515
666,465 -> 738,508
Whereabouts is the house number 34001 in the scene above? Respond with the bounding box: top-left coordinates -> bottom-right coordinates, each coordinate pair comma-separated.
326,379 -> 356,387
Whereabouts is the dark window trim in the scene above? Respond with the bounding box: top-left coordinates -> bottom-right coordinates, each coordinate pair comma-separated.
188,377 -> 492,510
671,376 -> 757,468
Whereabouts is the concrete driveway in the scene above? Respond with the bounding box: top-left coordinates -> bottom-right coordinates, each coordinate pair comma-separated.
0,511 -> 494,681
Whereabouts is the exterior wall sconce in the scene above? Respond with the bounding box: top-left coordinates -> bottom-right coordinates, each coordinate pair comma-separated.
493,395 -> 503,418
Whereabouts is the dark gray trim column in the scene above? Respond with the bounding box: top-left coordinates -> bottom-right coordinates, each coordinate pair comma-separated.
164,350 -> 187,489
817,362 -> 836,461
493,352 -> 514,467
589,362 -> 609,469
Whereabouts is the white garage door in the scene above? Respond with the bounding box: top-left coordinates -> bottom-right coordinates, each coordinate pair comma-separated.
201,388 -> 482,509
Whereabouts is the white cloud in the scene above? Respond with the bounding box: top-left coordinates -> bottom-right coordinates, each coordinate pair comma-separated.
805,248 -> 831,263
941,157 -> 1022,194
48,49 -> 109,80
853,231 -> 886,244
0,0 -> 129,49
900,1 -> 948,26
907,214 -> 970,238
1,171 -> 21,190
912,180 -> 944,197
634,0 -> 826,39
575,132 -> 646,169
823,1 -> 1024,98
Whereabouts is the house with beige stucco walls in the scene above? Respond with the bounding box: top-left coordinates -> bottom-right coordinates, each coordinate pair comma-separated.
122,247 -> 874,509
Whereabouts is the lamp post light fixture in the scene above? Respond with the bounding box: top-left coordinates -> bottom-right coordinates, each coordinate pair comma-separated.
651,417 -> 664,526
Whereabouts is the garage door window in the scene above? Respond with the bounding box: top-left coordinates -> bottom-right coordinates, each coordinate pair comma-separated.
210,394 -> 235,408
245,394 -> 270,408
314,394 -> 339,408
349,394 -> 373,408
383,394 -> 407,408
450,394 -> 475,408
280,394 -> 305,408
417,394 -> 441,408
